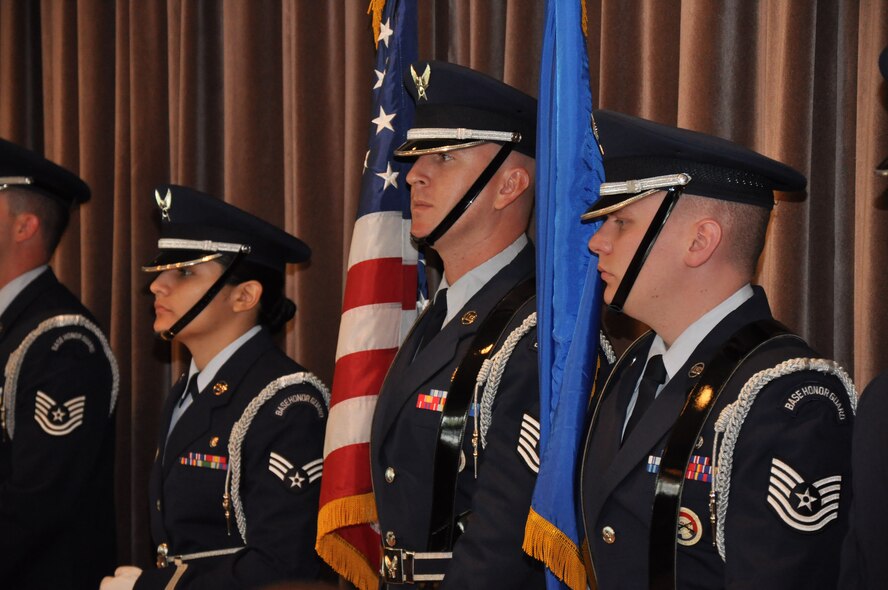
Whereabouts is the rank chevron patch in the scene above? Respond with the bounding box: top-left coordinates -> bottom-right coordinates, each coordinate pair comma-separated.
34,391 -> 85,436
767,457 -> 841,532
268,452 -> 323,491
517,413 -> 540,474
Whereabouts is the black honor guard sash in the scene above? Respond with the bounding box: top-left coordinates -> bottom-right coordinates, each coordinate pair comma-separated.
427,276 -> 535,552
649,318 -> 796,590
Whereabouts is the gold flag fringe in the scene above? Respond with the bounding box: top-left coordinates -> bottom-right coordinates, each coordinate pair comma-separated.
316,493 -> 380,590
368,0 -> 386,49
581,0 -> 589,37
523,508 -> 587,590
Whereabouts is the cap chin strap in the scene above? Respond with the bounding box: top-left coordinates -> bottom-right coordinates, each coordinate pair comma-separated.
608,187 -> 684,313
158,246 -> 250,341
412,142 -> 515,248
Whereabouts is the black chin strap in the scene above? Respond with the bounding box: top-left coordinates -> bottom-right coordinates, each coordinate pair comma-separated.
158,247 -> 250,341
413,142 -> 515,248
609,187 -> 683,313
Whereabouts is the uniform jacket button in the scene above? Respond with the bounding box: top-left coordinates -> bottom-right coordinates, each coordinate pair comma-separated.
602,525 -> 616,544
385,467 -> 396,483
385,531 -> 397,547
156,499 -> 162,511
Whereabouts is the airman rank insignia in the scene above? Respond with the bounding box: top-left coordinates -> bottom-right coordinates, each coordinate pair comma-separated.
35,391 -> 85,436
767,457 -> 841,532
517,413 -> 540,474
180,452 -> 227,470
677,507 -> 703,546
268,452 -> 323,492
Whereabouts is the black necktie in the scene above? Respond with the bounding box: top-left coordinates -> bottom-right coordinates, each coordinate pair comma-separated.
178,373 -> 200,408
417,288 -> 448,353
623,354 -> 667,440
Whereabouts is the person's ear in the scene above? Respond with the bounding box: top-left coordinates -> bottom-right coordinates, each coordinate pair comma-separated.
493,166 -> 531,210
230,280 -> 263,313
685,218 -> 722,267
12,212 -> 40,243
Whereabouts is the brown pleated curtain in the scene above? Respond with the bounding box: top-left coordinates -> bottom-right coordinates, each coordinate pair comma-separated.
0,0 -> 885,570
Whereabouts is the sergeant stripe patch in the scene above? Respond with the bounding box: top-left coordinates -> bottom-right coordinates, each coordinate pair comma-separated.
517,413 -> 540,474
34,391 -> 86,436
767,457 -> 841,532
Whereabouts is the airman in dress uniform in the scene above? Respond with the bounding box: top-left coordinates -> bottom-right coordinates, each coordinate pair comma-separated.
838,45 -> 888,590
369,61 -> 545,589
578,111 -> 856,589
102,185 -> 328,589
0,139 -> 118,590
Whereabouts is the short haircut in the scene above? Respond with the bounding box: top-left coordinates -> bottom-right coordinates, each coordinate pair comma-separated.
3,188 -> 70,256
675,194 -> 771,277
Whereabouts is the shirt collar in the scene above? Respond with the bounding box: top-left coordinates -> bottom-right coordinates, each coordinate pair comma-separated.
437,234 -> 528,326
649,284 -> 754,382
0,266 -> 49,318
188,324 -> 262,391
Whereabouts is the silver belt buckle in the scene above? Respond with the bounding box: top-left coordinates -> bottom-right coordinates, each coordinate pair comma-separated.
382,547 -> 415,584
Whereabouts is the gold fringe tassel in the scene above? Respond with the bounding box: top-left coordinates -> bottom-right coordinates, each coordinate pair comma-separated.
581,0 -> 588,38
368,0 -> 386,49
316,493 -> 380,590
523,508 -> 587,590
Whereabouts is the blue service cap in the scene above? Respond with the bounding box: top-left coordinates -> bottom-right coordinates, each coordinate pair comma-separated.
582,110 -> 807,220
394,60 -> 537,158
0,138 -> 90,207
142,184 -> 310,273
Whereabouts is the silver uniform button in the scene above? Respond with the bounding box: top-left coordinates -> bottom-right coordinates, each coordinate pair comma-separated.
385,531 -> 397,547
602,526 -> 616,544
385,467 -> 396,483
156,499 -> 162,511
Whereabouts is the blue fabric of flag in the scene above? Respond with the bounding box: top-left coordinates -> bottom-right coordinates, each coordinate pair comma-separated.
527,1 -> 605,588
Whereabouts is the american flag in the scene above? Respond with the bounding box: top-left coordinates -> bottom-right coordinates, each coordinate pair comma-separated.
316,2 -> 419,588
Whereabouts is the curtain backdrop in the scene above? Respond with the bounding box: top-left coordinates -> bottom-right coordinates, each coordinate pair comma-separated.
1,0 -> 885,568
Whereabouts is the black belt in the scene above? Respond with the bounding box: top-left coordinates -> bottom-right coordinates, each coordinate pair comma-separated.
382,546 -> 453,585
426,276 -> 535,551
648,318 -> 794,590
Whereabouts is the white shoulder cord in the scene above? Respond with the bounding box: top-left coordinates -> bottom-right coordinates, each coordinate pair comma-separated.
599,330 -> 617,365
470,312 -> 537,478
224,372 -> 330,542
3,314 -> 119,439
710,358 -> 856,561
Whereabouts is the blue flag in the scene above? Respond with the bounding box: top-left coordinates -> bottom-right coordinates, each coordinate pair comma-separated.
524,1 -> 604,588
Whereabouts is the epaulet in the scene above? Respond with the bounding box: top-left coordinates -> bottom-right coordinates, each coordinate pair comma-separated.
711,358 -> 856,561
474,311 -> 537,452
224,372 -> 329,542
3,313 -> 119,439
